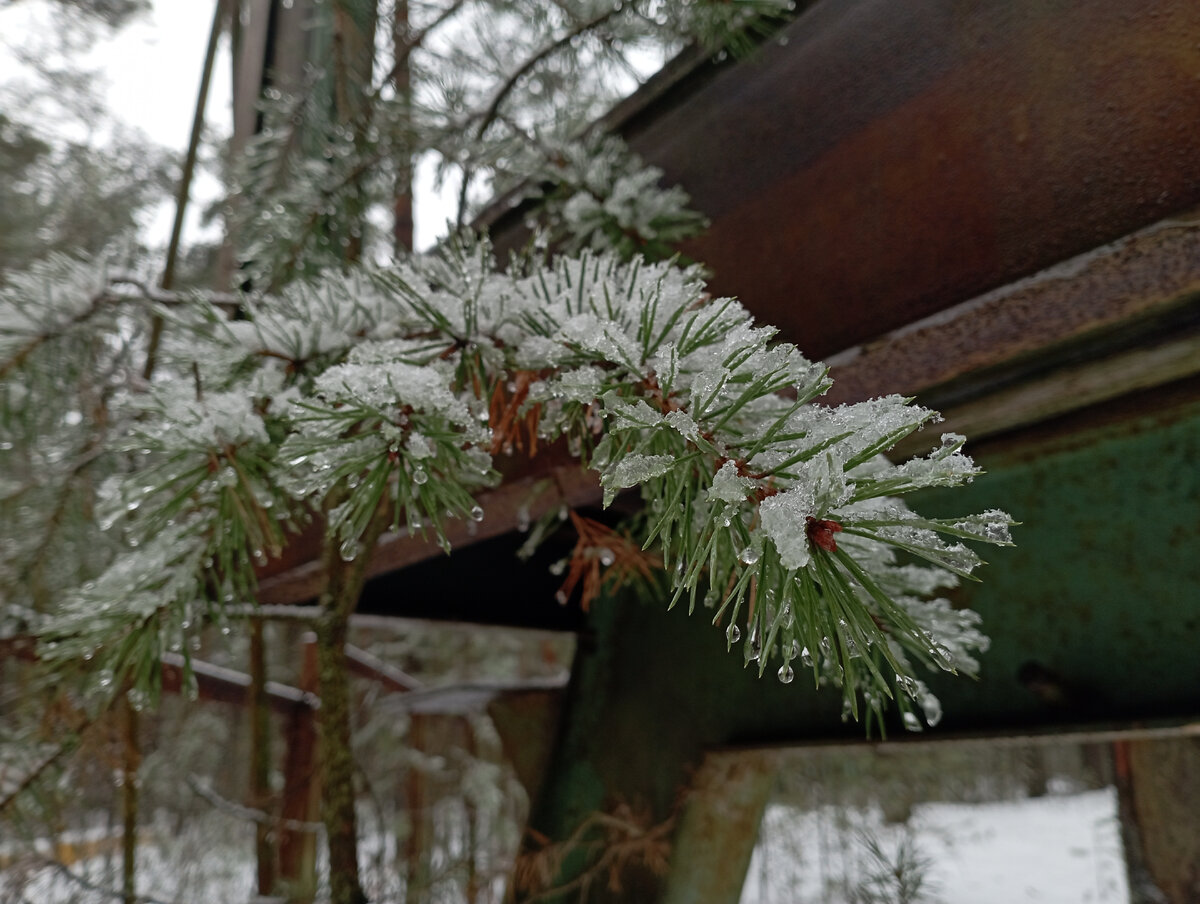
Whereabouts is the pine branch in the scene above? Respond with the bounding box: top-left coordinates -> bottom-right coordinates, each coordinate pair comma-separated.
455,0 -> 636,225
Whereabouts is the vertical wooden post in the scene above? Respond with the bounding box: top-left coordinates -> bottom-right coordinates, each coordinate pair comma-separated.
660,752 -> 776,904
403,712 -> 431,899
1121,739 -> 1200,903
279,633 -> 320,902
250,616 -> 277,896
120,698 -> 140,904
1113,740 -> 1168,904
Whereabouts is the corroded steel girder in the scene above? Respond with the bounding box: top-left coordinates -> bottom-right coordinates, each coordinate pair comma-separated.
611,0 -> 1200,360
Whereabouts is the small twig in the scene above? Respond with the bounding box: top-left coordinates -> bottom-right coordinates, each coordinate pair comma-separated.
186,773 -> 324,834
455,0 -> 635,226
26,858 -> 178,904
375,0 -> 468,92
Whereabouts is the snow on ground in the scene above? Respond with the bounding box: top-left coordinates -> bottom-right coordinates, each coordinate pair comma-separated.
741,788 -> 1130,904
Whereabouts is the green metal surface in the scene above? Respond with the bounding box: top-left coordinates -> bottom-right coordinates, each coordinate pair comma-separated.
522,396 -> 1200,902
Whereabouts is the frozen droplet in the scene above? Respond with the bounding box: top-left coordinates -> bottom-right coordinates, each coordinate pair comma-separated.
726,623 -> 741,645
412,469 -> 428,485
339,538 -> 360,561
929,643 -> 955,671
469,505 -> 485,522
748,623 -> 762,661
597,547 -> 615,566
903,711 -> 923,732
777,664 -> 794,684
920,693 -> 943,727
739,545 -> 760,565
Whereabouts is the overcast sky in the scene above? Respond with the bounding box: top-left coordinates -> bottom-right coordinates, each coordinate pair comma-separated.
0,0 -> 455,250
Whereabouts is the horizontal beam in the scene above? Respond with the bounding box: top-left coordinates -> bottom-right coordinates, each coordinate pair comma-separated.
257,463 -> 602,607
825,216 -> 1200,407
610,0 -> 1200,360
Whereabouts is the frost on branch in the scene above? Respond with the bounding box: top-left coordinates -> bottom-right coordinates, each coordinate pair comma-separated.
11,244 -> 1012,730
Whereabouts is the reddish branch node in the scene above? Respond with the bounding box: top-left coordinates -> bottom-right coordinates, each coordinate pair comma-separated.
806,516 -> 843,553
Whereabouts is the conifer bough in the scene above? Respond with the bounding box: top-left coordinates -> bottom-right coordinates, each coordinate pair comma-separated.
22,243 -> 1012,730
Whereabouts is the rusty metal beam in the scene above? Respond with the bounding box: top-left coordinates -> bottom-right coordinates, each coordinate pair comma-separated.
576,0 -> 1200,360
824,217 -> 1200,406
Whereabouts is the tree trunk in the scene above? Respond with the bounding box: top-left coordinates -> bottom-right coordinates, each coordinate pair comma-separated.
316,500 -> 390,904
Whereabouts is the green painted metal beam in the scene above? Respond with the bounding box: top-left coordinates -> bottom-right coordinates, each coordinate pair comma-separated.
519,390 -> 1200,902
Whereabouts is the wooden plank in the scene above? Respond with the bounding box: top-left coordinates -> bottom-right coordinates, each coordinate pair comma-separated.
257,464 -> 601,606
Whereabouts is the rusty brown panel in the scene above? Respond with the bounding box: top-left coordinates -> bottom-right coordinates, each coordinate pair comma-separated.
822,217 -> 1200,405
619,0 -> 1200,359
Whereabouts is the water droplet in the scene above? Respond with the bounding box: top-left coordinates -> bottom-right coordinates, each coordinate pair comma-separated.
920,693 -> 944,727
557,505 -> 569,521
469,505 -> 484,522
800,646 -> 813,667
516,507 -> 531,532
339,538 -> 360,561
777,664 -> 794,684
555,590 -> 569,605
549,559 -> 566,576
125,500 -> 140,512
288,455 -> 309,466
929,643 -> 955,671
412,469 -> 428,485
748,623 -> 762,661
896,674 -> 918,697
726,623 -> 741,644
252,549 -> 267,565
597,547 -> 615,566
739,545 -> 760,565
903,711 -> 924,732
98,669 -> 114,688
